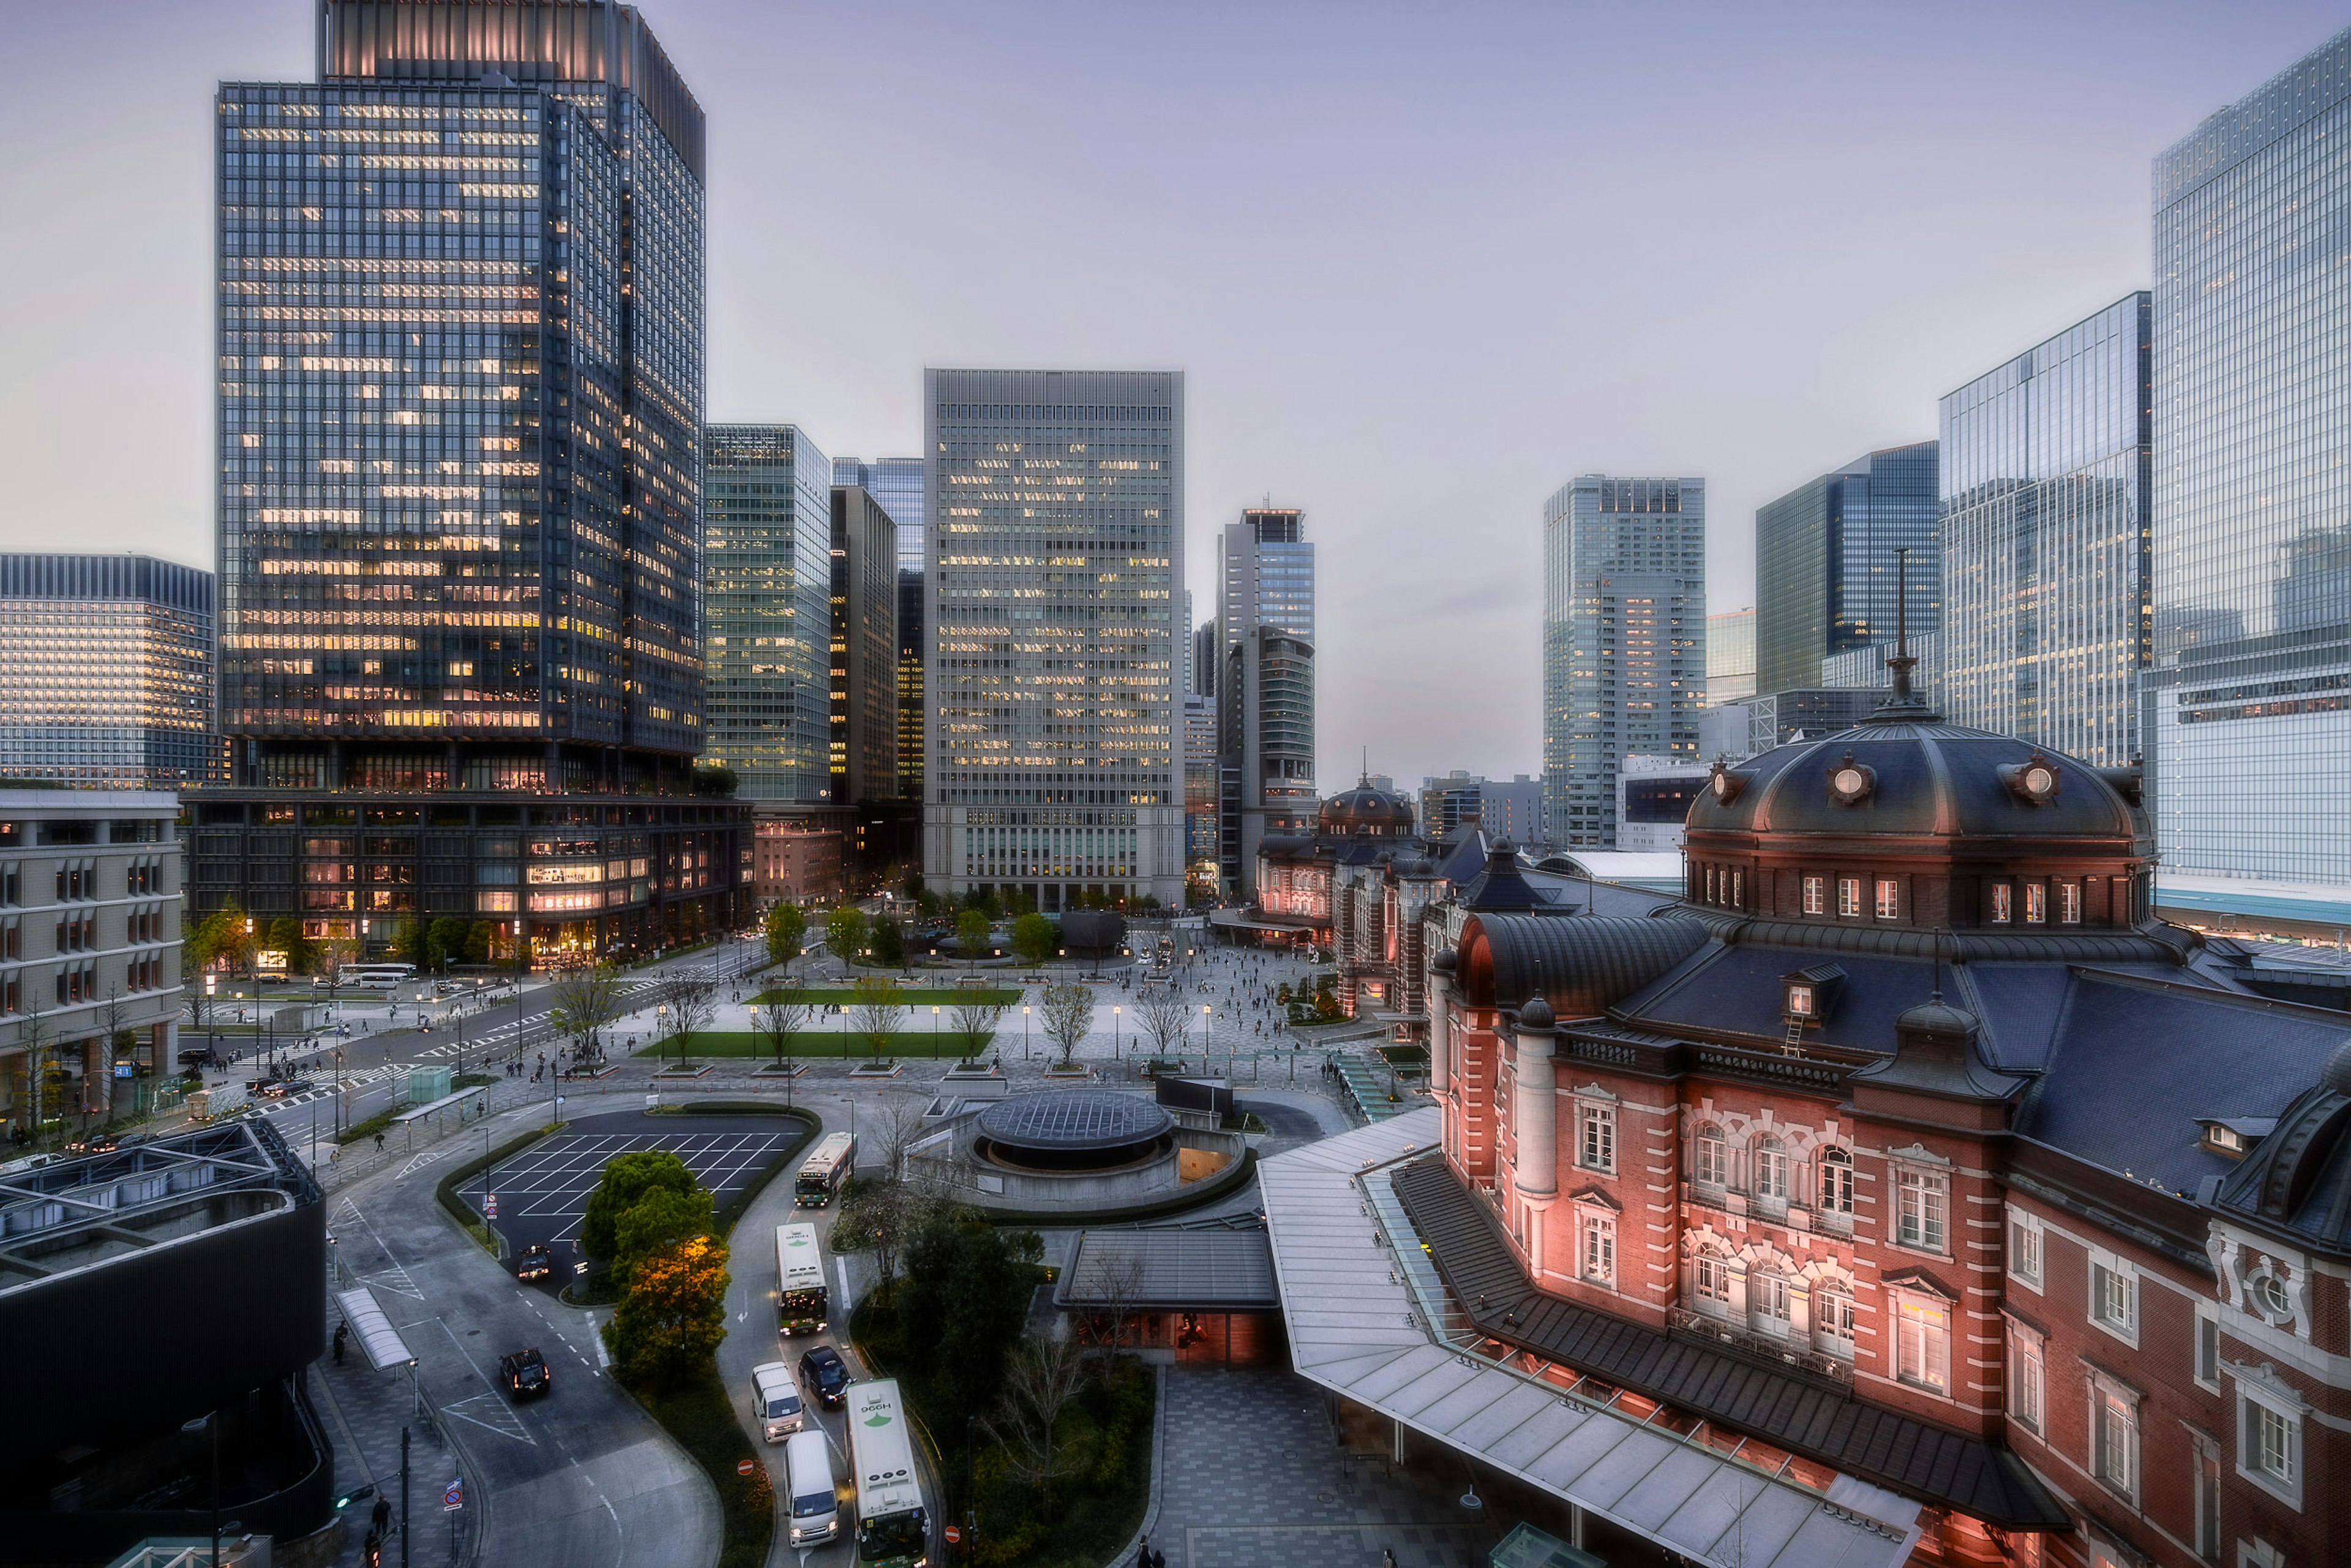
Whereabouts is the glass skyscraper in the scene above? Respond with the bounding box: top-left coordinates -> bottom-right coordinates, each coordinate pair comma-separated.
0,555 -> 221,788
2151,26 -> 2351,890
1217,508 -> 1316,892
834,456 -> 928,801
1940,294 -> 2151,766
703,425 -> 832,801
1542,476 -> 1706,849
1704,608 -> 1757,705
923,369 -> 1185,909
198,1 -> 746,961
833,457 -> 926,573
1754,443 -> 1939,694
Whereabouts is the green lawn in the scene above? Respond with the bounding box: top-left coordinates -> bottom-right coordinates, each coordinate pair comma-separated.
632,1029 -> 999,1060
748,985 -> 1024,1007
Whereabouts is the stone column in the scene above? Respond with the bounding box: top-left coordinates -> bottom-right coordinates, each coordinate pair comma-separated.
1513,998 -> 1559,1277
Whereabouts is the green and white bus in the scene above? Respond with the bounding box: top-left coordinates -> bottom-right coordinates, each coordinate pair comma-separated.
794,1130 -> 857,1207
847,1378 -> 928,1567
774,1221 -> 827,1335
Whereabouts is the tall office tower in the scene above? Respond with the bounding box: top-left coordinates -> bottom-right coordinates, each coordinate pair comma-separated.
1940,294 -> 2151,765
704,425 -> 831,801
1183,692 -> 1219,869
1193,618 -> 1218,699
2153,29 -> 2351,890
1542,476 -> 1706,849
828,486 -> 898,804
1753,442 -> 1939,693
202,1 -> 746,959
923,369 -> 1185,909
1704,609 -> 1757,704
1217,507 -> 1317,893
832,458 -> 926,572
0,555 -> 221,788
834,457 -> 927,801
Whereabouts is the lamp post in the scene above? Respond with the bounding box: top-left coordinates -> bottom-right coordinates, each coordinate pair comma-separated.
656,1003 -> 670,1068
1021,1005 -> 1030,1060
931,1005 -> 940,1060
1201,1003 -> 1212,1062
1112,1005 -> 1121,1060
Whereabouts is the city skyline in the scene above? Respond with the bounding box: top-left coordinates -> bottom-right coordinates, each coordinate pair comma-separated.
4,1 -> 2347,787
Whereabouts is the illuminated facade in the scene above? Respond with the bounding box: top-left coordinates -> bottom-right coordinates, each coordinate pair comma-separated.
923,369 -> 1185,910
836,456 -> 927,801
1217,507 -> 1316,893
2150,25 -> 2351,891
1704,607 -> 1756,705
704,424 -> 831,801
196,0 -> 746,959
0,556 -> 221,789
1542,476 -> 1706,848
828,485 -> 898,805
1755,441 -> 1940,694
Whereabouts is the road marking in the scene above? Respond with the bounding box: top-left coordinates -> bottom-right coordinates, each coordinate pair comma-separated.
440,1391 -> 536,1444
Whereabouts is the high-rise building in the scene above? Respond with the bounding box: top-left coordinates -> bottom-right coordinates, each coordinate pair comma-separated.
1704,608 -> 1757,705
1754,442 -> 1939,693
838,456 -> 929,802
923,369 -> 1185,909
828,486 -> 898,805
705,425 -> 832,801
1542,476 -> 1706,848
1420,773 -> 1483,840
1192,618 -> 1218,699
1940,294 -> 2151,765
0,555 -> 221,788
1218,507 -> 1317,892
2151,29 -> 2351,890
1183,692 -> 1218,868
198,1 -> 746,961
1415,772 -> 1545,846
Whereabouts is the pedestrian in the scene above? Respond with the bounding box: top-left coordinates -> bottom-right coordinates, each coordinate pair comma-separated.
1134,1536 -> 1150,1568
1151,1544 -> 1166,1568
333,1320 -> 348,1364
374,1131 -> 386,1153
373,1495 -> 391,1537
1382,1552 -> 1397,1568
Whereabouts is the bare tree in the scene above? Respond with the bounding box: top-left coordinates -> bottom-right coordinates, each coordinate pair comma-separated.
874,1095 -> 930,1183
753,975 -> 814,1073
834,1172 -> 928,1293
1040,983 -> 1093,1068
850,974 -> 906,1063
18,997 -> 51,1146
548,963 -> 625,1067
1084,1248 -> 1149,1362
1135,983 -> 1193,1065
316,939 -> 355,1000
948,985 -> 1005,1066
664,974 -> 718,1065
983,1332 -> 1089,1518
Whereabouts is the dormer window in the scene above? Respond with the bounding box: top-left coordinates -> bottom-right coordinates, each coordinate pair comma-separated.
1782,964 -> 1844,1022
2195,1117 -> 2273,1159
1999,752 -> 2063,805
1787,984 -> 1815,1018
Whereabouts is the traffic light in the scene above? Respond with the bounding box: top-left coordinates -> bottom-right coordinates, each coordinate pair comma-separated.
334,1484 -> 377,1511
362,1531 -> 382,1568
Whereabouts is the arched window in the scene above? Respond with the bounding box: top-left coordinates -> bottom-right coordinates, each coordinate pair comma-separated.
1754,1136 -> 1788,1202
1751,1271 -> 1794,1334
1818,1147 -> 1855,1215
1692,1251 -> 1733,1310
1693,1123 -> 1728,1188
1815,1283 -> 1857,1356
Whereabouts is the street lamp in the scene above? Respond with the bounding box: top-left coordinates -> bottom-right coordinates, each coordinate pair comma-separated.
1112,1005 -> 1121,1059
931,1004 -> 940,1060
656,1002 -> 670,1068
1022,1005 -> 1030,1060
1201,1003 -> 1212,1059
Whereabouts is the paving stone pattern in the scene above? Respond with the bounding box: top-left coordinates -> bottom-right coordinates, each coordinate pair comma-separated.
312,1309 -> 469,1567
1152,1367 -> 1491,1568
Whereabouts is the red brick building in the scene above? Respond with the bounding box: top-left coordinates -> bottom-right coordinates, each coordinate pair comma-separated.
1409,675 -> 2349,1568
752,818 -> 844,905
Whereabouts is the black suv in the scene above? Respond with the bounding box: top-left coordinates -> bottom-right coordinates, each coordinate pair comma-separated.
798,1345 -> 849,1409
514,1245 -> 553,1282
498,1348 -> 552,1400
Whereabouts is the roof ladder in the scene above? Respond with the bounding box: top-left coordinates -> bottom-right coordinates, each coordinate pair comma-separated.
1782,1017 -> 1805,1055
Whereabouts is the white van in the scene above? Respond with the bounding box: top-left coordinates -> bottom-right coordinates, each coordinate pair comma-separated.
782,1428 -> 839,1547
751,1361 -> 803,1441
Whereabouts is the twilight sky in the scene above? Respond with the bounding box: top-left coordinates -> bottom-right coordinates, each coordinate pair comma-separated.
0,1 -> 2339,791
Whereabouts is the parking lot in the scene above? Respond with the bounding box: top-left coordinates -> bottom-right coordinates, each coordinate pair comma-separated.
466,1110 -> 800,1270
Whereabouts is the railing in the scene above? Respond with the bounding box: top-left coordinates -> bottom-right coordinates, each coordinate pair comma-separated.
1668,1306 -> 1854,1383
1692,1046 -> 1845,1091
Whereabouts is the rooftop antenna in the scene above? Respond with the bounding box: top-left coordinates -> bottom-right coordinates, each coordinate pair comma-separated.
1360,745 -> 1371,787
1874,546 -> 1930,718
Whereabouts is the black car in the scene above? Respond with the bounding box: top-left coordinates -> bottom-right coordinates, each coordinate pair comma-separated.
69,1130 -> 154,1155
514,1245 -> 553,1282
257,1078 -> 315,1099
797,1345 -> 849,1409
498,1347 -> 551,1400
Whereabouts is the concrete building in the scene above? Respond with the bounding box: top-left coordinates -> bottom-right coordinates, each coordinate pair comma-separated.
1217,508 -> 1316,894
0,556 -> 220,790
1542,476 -> 1706,848
923,369 -> 1185,909
834,457 -> 926,801
2150,28 -> 2351,892
706,424 -> 833,802
1755,442 -> 1939,694
1614,753 -> 1708,852
1183,692 -> 1218,873
1418,772 -> 1543,846
1697,687 -> 1891,764
1,789 -> 183,1131
828,486 -> 898,806
200,2 -> 747,963
1704,607 -> 1757,705
1940,294 -> 2152,767
751,817 -> 845,906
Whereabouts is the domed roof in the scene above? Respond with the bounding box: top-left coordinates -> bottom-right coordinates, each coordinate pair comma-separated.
1319,778 -> 1417,836
1688,713 -> 2148,850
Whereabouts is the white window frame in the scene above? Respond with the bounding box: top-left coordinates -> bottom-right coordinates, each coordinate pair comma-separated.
1692,1123 -> 1728,1188
1874,877 -> 1900,919
2194,1302 -> 2222,1394
1578,1100 -> 1615,1174
2007,1320 -> 2044,1435
1895,1167 -> 1948,1254
1813,1287 -> 1856,1357
1750,1273 -> 1793,1334
2008,1207 -> 2044,1292
1892,1291 -> 1951,1394
2193,1435 -> 2222,1562
2058,880 -> 2082,924
1693,1253 -> 1731,1310
1837,876 -> 1862,918
1818,1147 -> 1855,1217
2232,1371 -> 2306,1510
1988,882 -> 2012,923
1579,1210 -> 1616,1288
2088,1373 -> 2140,1502
2024,882 -> 2047,923
1753,1138 -> 1787,1203
1802,875 -> 1826,915
2088,1248 -> 2139,1347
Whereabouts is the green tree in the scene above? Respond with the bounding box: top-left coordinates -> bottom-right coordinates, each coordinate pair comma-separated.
190,899 -> 255,975
763,902 -> 807,970
581,1149 -> 698,1266
1040,983 -> 1093,1067
868,915 -> 906,969
825,906 -> 869,964
426,915 -> 474,972
951,985 -> 1005,1065
388,918 -> 427,966
1011,912 -> 1056,969
899,1211 -> 1045,1435
603,1233 -> 730,1388
956,908 -> 992,965
613,1184 -> 716,1277
264,916 -> 315,977
690,763 -> 739,797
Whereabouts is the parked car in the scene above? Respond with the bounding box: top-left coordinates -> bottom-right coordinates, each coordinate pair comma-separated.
797,1344 -> 849,1409
498,1348 -> 551,1400
514,1245 -> 553,1282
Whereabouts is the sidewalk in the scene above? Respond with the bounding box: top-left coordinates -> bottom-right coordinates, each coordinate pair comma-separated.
313,1273 -> 473,1567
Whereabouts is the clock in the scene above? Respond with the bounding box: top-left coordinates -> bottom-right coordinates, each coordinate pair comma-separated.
1834,766 -> 1867,795
2001,753 -> 2061,805
1708,764 -> 1748,806
1826,753 -> 1875,805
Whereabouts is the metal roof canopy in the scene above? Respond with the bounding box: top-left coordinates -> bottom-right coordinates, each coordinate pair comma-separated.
1255,1108 -> 1921,1568
335,1285 -> 417,1371
1053,1228 -> 1278,1312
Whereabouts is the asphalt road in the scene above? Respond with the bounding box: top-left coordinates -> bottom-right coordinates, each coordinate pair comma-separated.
329,1100 -> 723,1568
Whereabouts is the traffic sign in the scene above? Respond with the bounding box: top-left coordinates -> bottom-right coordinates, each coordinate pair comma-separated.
443,1478 -> 463,1512
943,1525 -> 961,1545
737,1459 -> 755,1477
484,1191 -> 497,1220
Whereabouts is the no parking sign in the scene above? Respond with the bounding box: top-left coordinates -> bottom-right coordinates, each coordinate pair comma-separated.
443,1478 -> 463,1512
483,1191 -> 498,1220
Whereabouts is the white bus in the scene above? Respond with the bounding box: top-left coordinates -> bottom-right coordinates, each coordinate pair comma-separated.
774,1221 -> 828,1335
846,1379 -> 927,1568
347,964 -> 417,990
794,1131 -> 856,1207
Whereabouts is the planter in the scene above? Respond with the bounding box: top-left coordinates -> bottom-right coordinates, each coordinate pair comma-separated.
752,1062 -> 809,1078
1043,1065 -> 1092,1079
656,1063 -> 714,1079
849,1062 -> 903,1078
